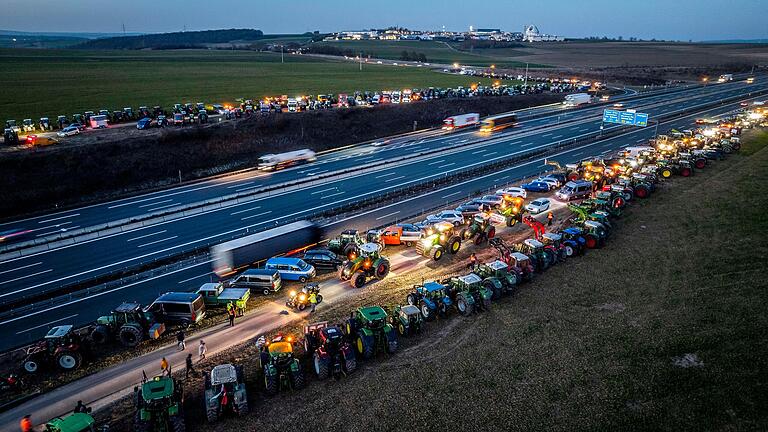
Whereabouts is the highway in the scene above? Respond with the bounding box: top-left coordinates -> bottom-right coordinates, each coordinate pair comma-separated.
0,89 -> 759,350
0,79 -> 762,307
0,93 -> 757,432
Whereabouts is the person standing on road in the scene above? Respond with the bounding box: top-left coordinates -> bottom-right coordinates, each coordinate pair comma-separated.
547,211 -> 554,227
468,253 -> 477,270
228,304 -> 236,327
309,291 -> 317,313
20,414 -> 32,432
74,400 -> 86,413
176,330 -> 186,351
160,357 -> 169,375
198,340 -> 207,360
185,354 -> 195,379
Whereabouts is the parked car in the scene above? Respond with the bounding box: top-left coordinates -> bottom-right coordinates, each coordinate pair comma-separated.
476,195 -> 505,208
145,292 -> 206,327
136,117 -> 153,130
70,123 -> 87,131
555,180 -> 593,201
225,268 -> 282,295
302,249 -> 343,271
534,177 -> 559,190
455,203 -> 482,218
57,126 -> 80,137
496,187 -> 527,199
378,224 -> 422,246
521,181 -> 551,193
425,210 -> 465,226
264,257 -> 316,283
525,198 -> 551,214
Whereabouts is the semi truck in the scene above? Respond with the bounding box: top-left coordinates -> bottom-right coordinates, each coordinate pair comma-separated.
89,114 -> 109,129
211,220 -> 321,276
257,149 -> 317,171
563,93 -> 591,107
442,113 -> 480,130
480,113 -> 518,133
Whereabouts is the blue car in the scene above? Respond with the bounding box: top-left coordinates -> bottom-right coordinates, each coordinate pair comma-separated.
521,181 -> 551,192
265,257 -> 316,282
136,117 -> 153,130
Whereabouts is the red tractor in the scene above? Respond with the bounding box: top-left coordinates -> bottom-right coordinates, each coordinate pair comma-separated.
522,216 -> 565,265
22,325 -> 87,373
489,238 -> 535,282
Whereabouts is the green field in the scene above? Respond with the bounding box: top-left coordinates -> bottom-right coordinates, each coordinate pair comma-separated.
315,39 -> 545,68
0,48 -> 497,122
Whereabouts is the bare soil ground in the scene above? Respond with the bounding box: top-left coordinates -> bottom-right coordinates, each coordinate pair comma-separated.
97,130 -> 768,431
0,93 -> 562,219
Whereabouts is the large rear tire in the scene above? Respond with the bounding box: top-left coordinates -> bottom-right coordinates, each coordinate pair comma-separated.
356,332 -> 375,359
406,294 -> 418,306
170,414 -> 186,432
456,293 -> 473,317
56,350 -> 82,371
374,260 -> 390,279
448,237 -> 461,254
23,359 -> 39,374
420,301 -> 435,321
264,371 -> 278,396
206,402 -> 219,423
119,324 -> 144,347
90,325 -> 110,344
343,349 -> 357,374
314,352 -> 330,380
133,413 -> 151,432
385,329 -> 398,354
291,368 -> 305,390
351,272 -> 367,288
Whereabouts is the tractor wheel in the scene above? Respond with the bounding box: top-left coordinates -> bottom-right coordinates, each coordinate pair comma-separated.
681,167 -> 692,177
316,294 -> 323,304
206,402 -> 219,423
385,329 -> 398,353
356,332 -> 375,359
486,226 -> 496,239
170,414 -> 186,432
474,233 -> 486,246
506,217 -> 516,227
56,350 -> 82,371
346,318 -> 359,337
235,396 -> 249,416
298,303 -> 307,311
351,272 -> 367,288
612,197 -> 625,209
23,359 -> 40,374
90,325 -> 110,344
343,349 -> 357,374
694,158 -> 707,169
564,244 -> 575,257
484,280 -> 502,300
482,296 -> 492,311
375,260 -> 390,279
420,301 -> 435,321
456,293 -> 474,317
406,294 -> 419,306
264,371 -> 278,395
634,185 -> 650,199
432,248 -> 444,261
448,236 -> 462,254
585,234 -> 599,249
291,368 -> 305,389
119,325 -> 144,347
544,250 -> 557,266
313,352 -> 330,380
406,241 -> 414,247
398,322 -> 406,336
661,168 -> 672,178
459,228 -> 468,239
133,413 -> 151,432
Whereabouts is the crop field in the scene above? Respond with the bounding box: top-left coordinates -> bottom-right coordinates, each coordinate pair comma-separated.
0,48 -> 496,122
315,39 -> 541,68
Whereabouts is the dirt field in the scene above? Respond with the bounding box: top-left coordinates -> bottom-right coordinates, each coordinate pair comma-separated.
96,130 -> 768,431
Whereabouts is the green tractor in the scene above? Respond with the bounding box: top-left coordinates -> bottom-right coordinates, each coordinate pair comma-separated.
567,203 -> 613,232
416,221 -> 462,261
338,242 -> 390,288
388,305 -> 424,337
346,306 -> 398,359
133,374 -> 185,432
496,195 -> 527,227
579,220 -> 610,249
473,260 -> 518,300
204,364 -> 248,423
514,239 -> 553,272
45,412 -> 107,432
91,302 -> 163,347
442,273 -> 493,316
258,335 -> 304,395
328,229 -> 367,259
461,214 -> 496,245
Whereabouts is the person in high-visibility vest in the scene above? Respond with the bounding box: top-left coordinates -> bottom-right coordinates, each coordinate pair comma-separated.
20,414 -> 33,432
309,292 -> 318,313
468,253 -> 477,270
547,211 -> 554,226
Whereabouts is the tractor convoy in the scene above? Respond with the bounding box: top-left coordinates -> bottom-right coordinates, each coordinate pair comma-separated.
17,104 -> 764,431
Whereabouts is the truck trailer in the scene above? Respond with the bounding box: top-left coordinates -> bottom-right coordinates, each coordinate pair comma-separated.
257,149 -> 317,171
480,113 -> 517,133
563,93 -> 591,107
442,113 -> 480,130
211,220 -> 321,276
89,114 -> 109,129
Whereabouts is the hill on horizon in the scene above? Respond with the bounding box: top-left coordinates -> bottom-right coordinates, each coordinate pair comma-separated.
73,28 -> 266,50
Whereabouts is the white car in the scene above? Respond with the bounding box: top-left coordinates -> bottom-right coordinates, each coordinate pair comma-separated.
496,187 -> 527,199
476,195 -> 505,208
534,177 -> 559,190
57,126 -> 80,137
526,198 -> 551,214
425,210 -> 465,226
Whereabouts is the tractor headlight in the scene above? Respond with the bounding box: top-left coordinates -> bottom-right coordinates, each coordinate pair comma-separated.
289,290 -> 296,297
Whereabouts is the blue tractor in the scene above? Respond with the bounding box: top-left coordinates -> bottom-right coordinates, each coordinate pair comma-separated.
405,282 -> 452,321
559,227 -> 587,257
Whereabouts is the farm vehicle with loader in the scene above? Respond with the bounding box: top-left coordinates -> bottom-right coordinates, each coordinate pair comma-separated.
416,221 -> 463,261
23,325 -> 88,374
258,335 -> 304,395
489,238 -> 536,282
304,322 -> 356,380
328,229 -> 368,259
204,364 -> 248,423
406,281 -> 453,320
461,214 -> 497,244
441,273 -> 493,316
514,239 -> 554,272
133,374 -> 185,432
91,302 -> 166,347
338,243 -> 390,288
346,306 -> 398,359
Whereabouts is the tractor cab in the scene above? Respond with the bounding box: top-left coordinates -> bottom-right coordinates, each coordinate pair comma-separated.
356,306 -> 388,330
541,233 -> 563,247
204,363 -> 248,422
39,117 -> 51,130
390,304 -> 423,336
209,363 -> 239,389
406,281 -> 452,320
523,239 -> 545,254
44,412 -> 100,432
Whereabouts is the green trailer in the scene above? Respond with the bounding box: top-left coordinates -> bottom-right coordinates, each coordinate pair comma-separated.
196,283 -> 250,315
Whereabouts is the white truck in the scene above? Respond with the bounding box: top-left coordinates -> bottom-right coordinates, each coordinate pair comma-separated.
563,93 -> 591,107
287,98 -> 298,112
257,149 -> 317,171
89,114 -> 109,129
442,113 -> 480,130
718,74 -> 733,83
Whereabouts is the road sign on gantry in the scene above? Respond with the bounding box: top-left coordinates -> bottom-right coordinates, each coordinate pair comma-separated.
603,109 -> 649,127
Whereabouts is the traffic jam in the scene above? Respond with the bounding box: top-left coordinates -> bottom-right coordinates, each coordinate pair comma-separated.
9,92 -> 767,430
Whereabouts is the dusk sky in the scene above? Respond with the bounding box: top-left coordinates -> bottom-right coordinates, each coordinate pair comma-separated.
1,0 -> 765,41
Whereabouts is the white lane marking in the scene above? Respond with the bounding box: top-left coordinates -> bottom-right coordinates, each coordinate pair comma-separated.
234,186 -> 256,193
127,230 -> 168,242
321,191 -> 345,199
552,135 -> 563,139
520,142 -> 534,147
16,314 -> 79,334
485,152 -> 497,156
307,170 -> 328,176
144,203 -> 178,213
471,149 -> 487,154
241,210 -> 273,221
636,138 -> 646,143
177,272 -> 213,285
495,175 -> 510,181
442,191 -> 462,199
0,269 -> 53,286
136,236 -> 178,248
509,140 -> 523,144
428,159 -> 445,165
230,206 -> 262,216
38,214 -> 80,224
376,211 -> 400,221
107,195 -> 175,209
138,199 -> 173,208
541,133 -> 553,137
374,172 -> 398,178
437,163 -> 455,169
311,187 -> 337,194
0,262 -> 42,276
37,221 -> 71,231
572,152 -> 584,157
227,181 -> 254,189
385,175 -> 407,182
36,226 -> 80,237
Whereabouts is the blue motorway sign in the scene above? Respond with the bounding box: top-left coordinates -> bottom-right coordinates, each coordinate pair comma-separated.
603,109 -> 649,127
